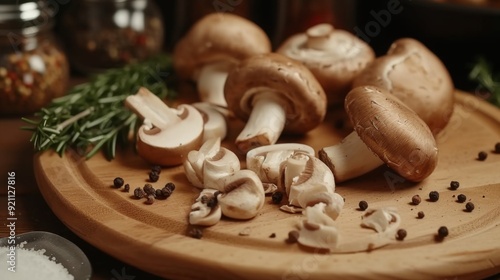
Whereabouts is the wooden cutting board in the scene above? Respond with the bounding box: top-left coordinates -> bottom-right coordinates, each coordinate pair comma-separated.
34,91 -> 500,280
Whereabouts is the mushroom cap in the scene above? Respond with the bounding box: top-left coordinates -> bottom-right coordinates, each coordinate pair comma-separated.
224,53 -> 327,134
136,104 -> 204,166
345,86 -> 438,182
277,24 -> 375,105
173,13 -> 272,80
352,38 -> 455,135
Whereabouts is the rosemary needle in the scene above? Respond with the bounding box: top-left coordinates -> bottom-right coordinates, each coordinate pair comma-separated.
22,54 -> 177,160
469,57 -> 500,107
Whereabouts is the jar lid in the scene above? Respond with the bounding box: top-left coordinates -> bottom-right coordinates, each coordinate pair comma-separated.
0,0 -> 54,35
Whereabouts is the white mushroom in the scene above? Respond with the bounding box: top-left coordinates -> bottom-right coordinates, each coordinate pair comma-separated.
246,143 -> 315,185
184,137 -> 222,189
361,207 -> 401,234
215,170 -> 265,220
124,87 -> 204,166
192,102 -> 228,141
278,152 -> 336,208
203,147 -> 241,192
189,189 -> 222,226
296,203 -> 340,251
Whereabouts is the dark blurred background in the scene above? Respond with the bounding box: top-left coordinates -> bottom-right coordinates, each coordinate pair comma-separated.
53,0 -> 500,91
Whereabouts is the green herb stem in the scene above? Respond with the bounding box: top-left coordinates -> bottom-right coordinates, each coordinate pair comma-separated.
22,54 -> 177,159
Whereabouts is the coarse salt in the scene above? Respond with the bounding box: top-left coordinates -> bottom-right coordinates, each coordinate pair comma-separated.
0,243 -> 74,280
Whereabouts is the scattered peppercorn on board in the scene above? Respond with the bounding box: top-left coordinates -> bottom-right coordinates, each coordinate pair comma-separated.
34,91 -> 500,280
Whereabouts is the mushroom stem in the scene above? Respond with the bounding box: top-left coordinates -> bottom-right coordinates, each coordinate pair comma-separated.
125,87 -> 180,129
318,131 -> 384,183
236,94 -> 287,153
196,61 -> 231,107
305,23 -> 334,50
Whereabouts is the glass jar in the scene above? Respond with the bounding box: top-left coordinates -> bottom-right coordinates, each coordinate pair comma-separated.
0,0 -> 70,115
61,0 -> 164,74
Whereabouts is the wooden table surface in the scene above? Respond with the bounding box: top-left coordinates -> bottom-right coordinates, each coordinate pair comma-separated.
1,96 -> 500,280
0,117 -> 165,279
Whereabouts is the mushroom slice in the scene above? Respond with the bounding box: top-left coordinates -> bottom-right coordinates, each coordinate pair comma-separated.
184,137 -> 222,189
297,203 -> 340,251
125,87 -> 204,166
224,53 -> 327,153
277,23 -> 375,106
192,102 -> 228,142
215,170 -> 265,220
318,86 -> 438,183
173,13 -> 271,107
361,207 -> 401,234
246,143 -> 315,185
296,186 -> 344,221
278,152 -> 336,207
352,38 -> 454,135
203,147 -> 241,192
189,189 -> 222,226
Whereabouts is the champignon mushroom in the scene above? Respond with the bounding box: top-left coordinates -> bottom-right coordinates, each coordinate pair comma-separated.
192,102 -> 228,141
224,53 -> 327,153
277,23 -> 375,106
352,38 -> 455,135
246,143 -> 315,185
189,189 -> 222,226
173,13 -> 272,107
318,85 -> 438,183
214,170 -> 265,220
296,203 -> 340,251
125,87 -> 204,166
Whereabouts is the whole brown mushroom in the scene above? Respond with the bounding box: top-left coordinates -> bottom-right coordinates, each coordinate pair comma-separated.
277,23 -> 375,106
224,53 -> 327,153
318,85 -> 439,183
173,13 -> 272,107
352,38 -> 455,135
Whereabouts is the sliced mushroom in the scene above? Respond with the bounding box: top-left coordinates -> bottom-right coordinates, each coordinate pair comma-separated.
184,137 -> 222,189
352,38 -> 455,135
277,23 -> 375,106
246,143 -> 315,185
192,102 -> 228,141
125,87 -> 204,166
189,189 -> 222,226
278,152 -> 336,207
173,13 -> 271,107
224,53 -> 327,153
361,207 -> 400,234
215,170 -> 265,220
296,184 -> 344,221
203,147 -> 241,192
318,86 -> 438,183
296,203 -> 340,251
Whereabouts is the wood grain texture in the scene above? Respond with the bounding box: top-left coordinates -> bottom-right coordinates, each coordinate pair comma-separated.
34,91 -> 500,280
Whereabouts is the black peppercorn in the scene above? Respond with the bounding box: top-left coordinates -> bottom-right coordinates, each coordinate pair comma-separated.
396,229 -> 407,241
134,187 -> 145,199
188,227 -> 203,239
149,171 -> 159,182
143,183 -> 156,196
412,195 -> 421,205
271,191 -> 284,204
151,165 -> 162,174
449,181 -> 460,190
477,151 -> 488,161
287,230 -> 300,243
465,202 -> 475,212
429,191 -> 439,202
417,211 -> 425,219
164,182 -> 176,191
124,184 -> 130,192
358,200 -> 368,211
457,194 -> 467,203
113,177 -> 124,188
437,226 -> 449,238
145,194 -> 155,205
495,142 -> 500,154
206,196 -> 218,208
269,233 -> 276,238
155,189 -> 163,198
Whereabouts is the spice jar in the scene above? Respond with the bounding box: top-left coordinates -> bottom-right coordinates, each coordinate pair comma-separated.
60,0 -> 164,74
0,0 -> 70,115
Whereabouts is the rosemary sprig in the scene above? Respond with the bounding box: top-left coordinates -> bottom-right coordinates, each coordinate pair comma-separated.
469,57 -> 500,107
22,54 -> 177,160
